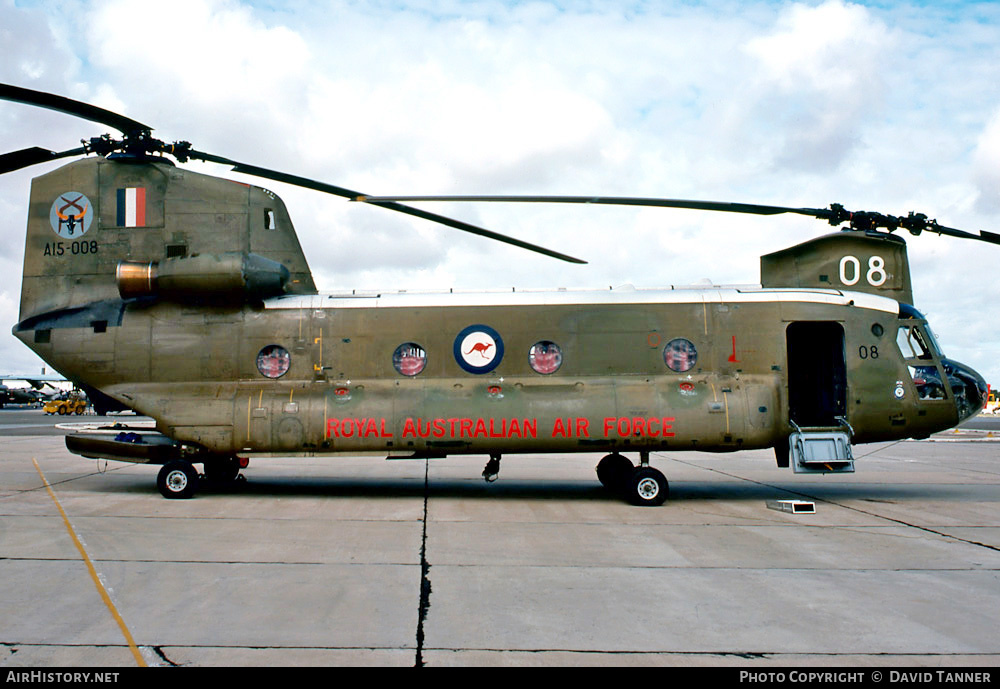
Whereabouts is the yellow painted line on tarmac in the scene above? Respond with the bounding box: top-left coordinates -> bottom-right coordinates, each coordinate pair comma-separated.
32,458 -> 147,667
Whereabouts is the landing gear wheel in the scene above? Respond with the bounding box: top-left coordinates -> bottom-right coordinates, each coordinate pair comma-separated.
624,466 -> 668,506
596,453 -> 634,492
157,460 -> 199,499
203,455 -> 241,485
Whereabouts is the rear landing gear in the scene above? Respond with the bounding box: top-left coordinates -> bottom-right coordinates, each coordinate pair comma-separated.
156,455 -> 248,499
596,452 -> 669,506
157,460 -> 199,499
203,455 -> 244,485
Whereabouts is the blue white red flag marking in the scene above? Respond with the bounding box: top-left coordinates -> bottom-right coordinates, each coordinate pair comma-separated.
116,187 -> 146,227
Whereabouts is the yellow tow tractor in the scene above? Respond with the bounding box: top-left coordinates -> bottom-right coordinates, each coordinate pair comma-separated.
43,391 -> 88,416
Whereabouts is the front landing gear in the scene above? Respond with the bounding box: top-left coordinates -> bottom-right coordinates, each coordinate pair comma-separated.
596,452 -> 669,506
596,453 -> 633,492
625,466 -> 668,506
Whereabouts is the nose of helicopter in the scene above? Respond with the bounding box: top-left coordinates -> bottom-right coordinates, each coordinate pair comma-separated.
942,358 -> 988,423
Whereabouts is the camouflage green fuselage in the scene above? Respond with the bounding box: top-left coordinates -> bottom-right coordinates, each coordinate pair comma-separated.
12,157 -> 970,461
16,286 -> 960,457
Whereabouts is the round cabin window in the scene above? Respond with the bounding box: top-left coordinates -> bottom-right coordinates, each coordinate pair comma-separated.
663,338 -> 698,373
393,342 -> 427,376
528,341 -> 563,374
257,344 -> 291,379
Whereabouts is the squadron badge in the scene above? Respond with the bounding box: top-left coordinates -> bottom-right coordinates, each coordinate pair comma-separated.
49,192 -> 93,238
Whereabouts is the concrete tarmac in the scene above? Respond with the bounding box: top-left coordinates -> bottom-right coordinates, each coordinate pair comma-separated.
1,408 -> 998,667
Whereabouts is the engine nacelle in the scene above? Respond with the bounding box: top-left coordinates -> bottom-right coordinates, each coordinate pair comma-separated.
116,252 -> 289,302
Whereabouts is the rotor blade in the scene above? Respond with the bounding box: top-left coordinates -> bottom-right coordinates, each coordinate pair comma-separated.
0,83 -> 151,135
981,230 -> 1000,245
184,151 -> 587,264
925,223 -> 1000,246
362,195 -> 1000,247
357,194 -> 833,219
0,145 -> 88,174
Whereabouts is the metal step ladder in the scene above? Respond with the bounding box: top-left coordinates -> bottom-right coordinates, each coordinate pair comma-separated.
788,418 -> 855,474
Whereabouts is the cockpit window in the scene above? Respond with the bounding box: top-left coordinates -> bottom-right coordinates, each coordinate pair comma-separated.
909,365 -> 947,400
896,325 -> 934,360
898,323 -> 950,401
923,326 -> 944,357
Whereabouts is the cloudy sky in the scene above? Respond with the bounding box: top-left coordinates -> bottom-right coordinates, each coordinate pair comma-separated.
1,0 -> 999,386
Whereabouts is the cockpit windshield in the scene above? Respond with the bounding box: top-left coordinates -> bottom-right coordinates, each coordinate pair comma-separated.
923,325 -> 944,357
896,304 -> 944,360
896,325 -> 935,360
896,304 -> 985,419
897,306 -> 949,401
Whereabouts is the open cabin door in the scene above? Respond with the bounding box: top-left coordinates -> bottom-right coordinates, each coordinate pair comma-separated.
785,321 -> 854,473
787,321 -> 847,426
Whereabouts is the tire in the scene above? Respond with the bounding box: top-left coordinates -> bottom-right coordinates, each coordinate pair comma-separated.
203,455 -> 241,484
624,466 -> 668,506
157,461 -> 199,499
596,453 -> 634,492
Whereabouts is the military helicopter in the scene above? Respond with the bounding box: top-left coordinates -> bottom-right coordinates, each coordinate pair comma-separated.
1,83 -> 993,505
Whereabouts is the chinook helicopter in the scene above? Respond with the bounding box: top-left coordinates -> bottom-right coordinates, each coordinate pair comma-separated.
1,83 -> 993,505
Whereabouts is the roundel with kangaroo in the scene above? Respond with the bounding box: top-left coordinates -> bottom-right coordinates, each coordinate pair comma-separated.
454,324 -> 504,374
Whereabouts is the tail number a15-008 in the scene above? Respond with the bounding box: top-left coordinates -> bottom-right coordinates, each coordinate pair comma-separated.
43,240 -> 99,256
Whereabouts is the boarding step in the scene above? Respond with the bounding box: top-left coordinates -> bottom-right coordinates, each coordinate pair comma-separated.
789,426 -> 854,474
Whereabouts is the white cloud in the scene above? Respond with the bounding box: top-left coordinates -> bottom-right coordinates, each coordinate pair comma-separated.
974,108 -> 1000,213
736,0 -> 895,172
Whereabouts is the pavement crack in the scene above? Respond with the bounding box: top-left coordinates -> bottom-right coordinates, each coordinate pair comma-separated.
152,646 -> 179,667
414,459 -> 432,668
